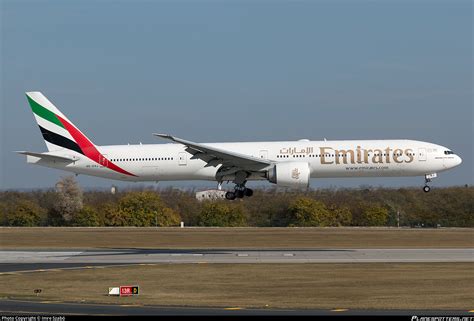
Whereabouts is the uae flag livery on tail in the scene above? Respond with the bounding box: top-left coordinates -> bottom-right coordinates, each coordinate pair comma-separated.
25,92 -> 136,177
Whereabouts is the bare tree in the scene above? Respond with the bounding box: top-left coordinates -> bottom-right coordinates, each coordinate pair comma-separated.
54,176 -> 83,223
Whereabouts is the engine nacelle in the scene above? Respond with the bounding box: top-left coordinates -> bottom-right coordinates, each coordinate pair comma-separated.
268,162 -> 310,189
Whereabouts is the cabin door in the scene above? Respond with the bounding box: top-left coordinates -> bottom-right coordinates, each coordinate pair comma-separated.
418,148 -> 426,161
178,152 -> 187,166
99,154 -> 108,167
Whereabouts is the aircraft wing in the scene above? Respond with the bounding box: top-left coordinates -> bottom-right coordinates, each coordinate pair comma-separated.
16,151 -> 79,162
153,134 -> 272,173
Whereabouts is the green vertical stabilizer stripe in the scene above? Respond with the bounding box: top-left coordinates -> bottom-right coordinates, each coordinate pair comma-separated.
26,95 -> 65,129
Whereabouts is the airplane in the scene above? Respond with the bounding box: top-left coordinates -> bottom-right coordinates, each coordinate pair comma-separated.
18,92 -> 462,200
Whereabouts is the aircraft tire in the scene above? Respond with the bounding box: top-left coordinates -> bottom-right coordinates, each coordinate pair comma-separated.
244,188 -> 253,197
225,191 -> 236,200
235,190 -> 244,198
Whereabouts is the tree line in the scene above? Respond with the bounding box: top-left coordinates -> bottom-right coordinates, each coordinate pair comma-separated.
0,176 -> 472,227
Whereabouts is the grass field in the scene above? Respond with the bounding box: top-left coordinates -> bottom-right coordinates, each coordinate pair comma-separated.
1,263 -> 473,309
1,227 -> 472,310
1,227 -> 473,249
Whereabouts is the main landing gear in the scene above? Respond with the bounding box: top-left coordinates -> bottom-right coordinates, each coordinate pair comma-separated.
225,185 -> 254,200
423,173 -> 437,193
219,171 -> 254,200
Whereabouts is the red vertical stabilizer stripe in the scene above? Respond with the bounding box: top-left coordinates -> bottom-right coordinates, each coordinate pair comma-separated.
56,115 -> 137,177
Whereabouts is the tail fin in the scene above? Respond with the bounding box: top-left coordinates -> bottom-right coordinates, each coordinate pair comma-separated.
25,92 -> 137,177
26,92 -> 94,155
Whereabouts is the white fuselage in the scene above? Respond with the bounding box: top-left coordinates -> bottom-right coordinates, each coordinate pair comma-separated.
28,139 -> 462,183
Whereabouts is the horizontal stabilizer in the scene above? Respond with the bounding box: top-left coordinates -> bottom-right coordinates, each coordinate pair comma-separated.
16,151 -> 79,162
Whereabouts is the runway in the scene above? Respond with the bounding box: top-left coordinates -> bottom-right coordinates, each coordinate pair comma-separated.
0,299 -> 472,316
1,248 -> 472,316
0,248 -> 472,267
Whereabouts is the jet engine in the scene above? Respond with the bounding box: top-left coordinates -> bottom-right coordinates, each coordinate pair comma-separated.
267,162 -> 310,189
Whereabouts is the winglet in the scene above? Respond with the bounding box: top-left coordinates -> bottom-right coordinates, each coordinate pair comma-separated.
153,133 -> 172,139
153,133 -> 199,147
153,133 -> 179,143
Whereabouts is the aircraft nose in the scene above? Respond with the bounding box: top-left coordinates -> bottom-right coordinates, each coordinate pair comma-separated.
454,155 -> 462,166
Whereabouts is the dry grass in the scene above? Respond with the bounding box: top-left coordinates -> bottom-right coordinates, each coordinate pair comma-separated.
1,263 -> 473,309
2,228 -> 471,310
1,227 -> 472,249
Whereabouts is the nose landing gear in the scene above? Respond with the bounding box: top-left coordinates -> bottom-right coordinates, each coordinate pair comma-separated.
423,173 -> 437,193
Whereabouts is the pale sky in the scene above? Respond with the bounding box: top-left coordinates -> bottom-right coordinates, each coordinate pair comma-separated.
1,0 -> 472,190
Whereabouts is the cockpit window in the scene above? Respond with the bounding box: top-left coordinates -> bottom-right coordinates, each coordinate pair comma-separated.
444,150 -> 454,155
